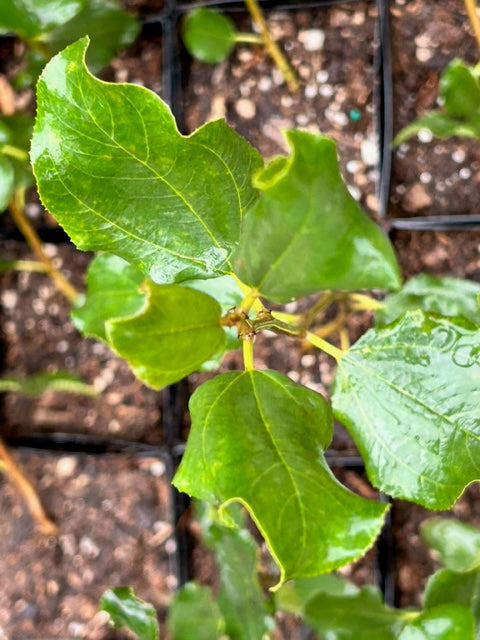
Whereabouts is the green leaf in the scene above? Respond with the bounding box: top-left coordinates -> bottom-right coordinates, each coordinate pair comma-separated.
182,8 -> 236,64
302,581 -> 406,639
45,0 -> 140,72
0,115 -> 35,191
393,113 -> 480,145
31,38 -> 263,284
441,60 -> 480,120
424,569 -> 480,639
197,504 -> 275,640
100,587 -> 159,640
0,372 -> 97,396
376,275 -> 480,327
233,131 -> 401,303
276,574 -> 359,616
167,582 -> 225,640
398,604 -> 474,640
0,156 -> 14,212
71,253 -> 146,341
421,518 -> 480,572
107,283 -> 225,389
174,370 -> 387,588
0,0 -> 86,39
332,311 -> 480,509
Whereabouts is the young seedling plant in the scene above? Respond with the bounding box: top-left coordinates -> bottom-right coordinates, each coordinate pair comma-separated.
31,37 -> 480,611
100,508 -> 480,639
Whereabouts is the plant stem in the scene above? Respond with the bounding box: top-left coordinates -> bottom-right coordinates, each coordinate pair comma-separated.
465,0 -> 480,52
348,293 -> 384,311
234,32 -> 264,44
300,292 -> 335,328
0,259 -> 49,273
243,337 -> 255,371
0,436 -> 59,536
238,286 -> 260,314
305,331 -> 344,362
8,190 -> 79,303
1,144 -> 29,162
243,0 -> 299,92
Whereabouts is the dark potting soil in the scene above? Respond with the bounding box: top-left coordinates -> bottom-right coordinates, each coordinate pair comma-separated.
0,450 -> 176,639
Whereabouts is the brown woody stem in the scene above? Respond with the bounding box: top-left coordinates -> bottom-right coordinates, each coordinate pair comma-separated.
465,0 -> 480,52
0,437 -> 59,536
8,190 -> 79,303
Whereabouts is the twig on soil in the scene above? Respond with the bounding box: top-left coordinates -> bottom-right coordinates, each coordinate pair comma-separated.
0,437 -> 59,536
8,189 -> 79,303
465,0 -> 480,52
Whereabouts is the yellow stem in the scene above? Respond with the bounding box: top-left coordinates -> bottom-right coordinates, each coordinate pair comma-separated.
243,0 -> 299,92
234,32 -> 264,44
0,437 -> 59,536
305,331 -> 344,362
348,293 -> 384,312
301,292 -> 336,329
243,337 -> 255,371
1,144 -> 29,162
465,0 -> 480,52
339,328 -> 350,351
8,190 -> 79,303
271,310 -> 300,324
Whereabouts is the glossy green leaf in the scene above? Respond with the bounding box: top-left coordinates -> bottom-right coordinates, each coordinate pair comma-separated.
0,371 -> 97,396
302,581 -> 406,639
167,582 -> 225,640
376,274 -> 480,327
393,112 -> 480,145
71,253 -> 146,341
233,131 -> 401,303
107,283 -> 225,389
276,574 -> 359,616
441,60 -> 480,120
421,518 -> 480,572
398,604 -> 474,640
31,37 -> 263,285
182,8 -> 236,64
174,370 -> 387,587
45,0 -> 140,72
424,569 -> 480,639
100,587 -> 159,640
333,311 -> 480,509
0,156 -> 14,212
0,0 -> 85,39
197,504 -> 275,640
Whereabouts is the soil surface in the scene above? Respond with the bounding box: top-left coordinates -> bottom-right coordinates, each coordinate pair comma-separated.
0,0 -> 479,636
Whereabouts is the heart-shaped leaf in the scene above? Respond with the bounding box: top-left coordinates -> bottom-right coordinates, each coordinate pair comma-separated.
31,37 -> 262,285
376,275 -> 480,327
107,283 -> 225,389
333,311 -> 480,509
71,253 -> 146,341
174,370 -> 387,587
233,130 -> 401,303
182,8 -> 236,63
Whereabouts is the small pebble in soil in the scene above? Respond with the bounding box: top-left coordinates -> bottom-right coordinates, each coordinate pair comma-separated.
319,83 -> 334,98
1,290 -> 17,310
347,185 -> 362,201
346,160 -> 363,174
360,139 -> 379,166
304,83 -> 317,99
235,98 -> 256,119
420,171 -> 432,184
298,28 -> 325,52
402,183 -> 433,212
452,149 -> 466,163
316,69 -> 329,83
56,456 -> 78,478
418,128 -> 433,143
459,167 -> 472,180
258,77 -> 272,92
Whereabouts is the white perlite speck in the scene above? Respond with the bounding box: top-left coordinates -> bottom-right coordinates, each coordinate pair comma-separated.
360,139 -> 379,166
298,29 -> 325,52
